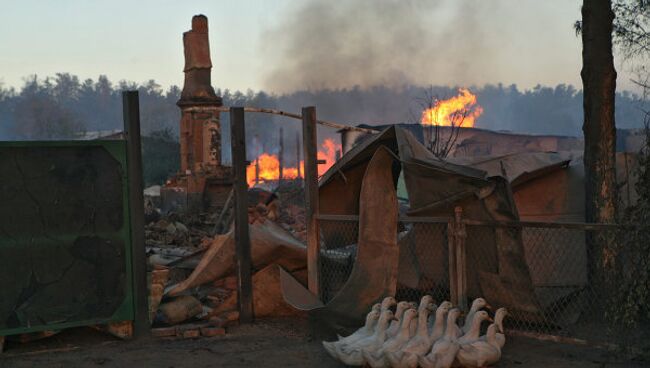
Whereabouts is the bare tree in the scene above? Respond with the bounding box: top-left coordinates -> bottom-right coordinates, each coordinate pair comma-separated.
411,87 -> 469,159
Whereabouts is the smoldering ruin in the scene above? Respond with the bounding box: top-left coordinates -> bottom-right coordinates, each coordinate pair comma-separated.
1,3 -> 650,368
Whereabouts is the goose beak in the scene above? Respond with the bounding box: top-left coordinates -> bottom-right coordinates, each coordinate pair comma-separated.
487,317 -> 494,323
484,304 -> 493,311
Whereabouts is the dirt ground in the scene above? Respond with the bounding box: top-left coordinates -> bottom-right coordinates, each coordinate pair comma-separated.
1,317 -> 646,368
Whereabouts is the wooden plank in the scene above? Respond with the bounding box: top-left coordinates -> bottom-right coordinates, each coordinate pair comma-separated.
461,219 -> 622,230
314,214 -> 452,223
122,91 -> 150,337
399,216 -> 452,224
302,106 -> 320,295
314,214 -> 359,222
230,107 -> 254,324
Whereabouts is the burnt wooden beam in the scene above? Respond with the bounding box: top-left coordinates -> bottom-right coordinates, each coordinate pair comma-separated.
230,107 -> 254,323
302,106 -> 320,295
122,91 -> 149,337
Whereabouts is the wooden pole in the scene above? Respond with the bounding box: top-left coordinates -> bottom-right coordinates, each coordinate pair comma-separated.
279,127 -> 284,185
447,219 -> 458,307
455,206 -> 468,311
230,107 -> 254,323
303,106 -> 320,295
122,91 -> 149,337
296,132 -> 302,179
254,134 -> 260,186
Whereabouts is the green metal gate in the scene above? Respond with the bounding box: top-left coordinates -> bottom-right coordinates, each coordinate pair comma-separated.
0,140 -> 135,336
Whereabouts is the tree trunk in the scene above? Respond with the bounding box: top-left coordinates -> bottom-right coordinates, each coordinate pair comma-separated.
581,0 -> 617,286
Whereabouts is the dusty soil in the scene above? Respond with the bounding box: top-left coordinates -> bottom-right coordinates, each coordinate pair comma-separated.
1,318 -> 646,368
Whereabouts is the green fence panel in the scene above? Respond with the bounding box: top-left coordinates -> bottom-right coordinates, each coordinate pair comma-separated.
0,140 -> 134,336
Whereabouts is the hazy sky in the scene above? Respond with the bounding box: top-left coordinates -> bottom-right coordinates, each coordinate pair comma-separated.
0,0 -> 640,93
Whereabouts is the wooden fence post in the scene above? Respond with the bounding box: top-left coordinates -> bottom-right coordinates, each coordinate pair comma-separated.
447,219 -> 458,307
296,132 -> 302,179
303,106 -> 320,296
455,206 -> 468,311
230,107 -> 254,323
279,127 -> 284,185
122,91 -> 149,338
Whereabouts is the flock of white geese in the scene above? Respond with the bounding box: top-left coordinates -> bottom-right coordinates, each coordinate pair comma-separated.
323,296 -> 507,368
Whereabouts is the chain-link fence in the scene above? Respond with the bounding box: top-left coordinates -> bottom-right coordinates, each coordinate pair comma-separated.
318,218 -> 359,303
315,214 -> 649,346
464,222 -> 617,340
395,219 -> 450,305
317,217 -> 450,305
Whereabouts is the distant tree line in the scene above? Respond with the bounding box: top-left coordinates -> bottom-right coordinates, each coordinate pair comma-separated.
1,73 -> 648,142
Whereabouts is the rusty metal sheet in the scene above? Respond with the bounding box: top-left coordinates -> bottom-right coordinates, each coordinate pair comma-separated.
325,146 -> 399,321
168,220 -> 307,296
279,267 -> 325,311
281,146 -> 399,323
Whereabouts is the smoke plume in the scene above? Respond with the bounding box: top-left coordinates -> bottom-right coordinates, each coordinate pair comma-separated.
261,0 -> 500,92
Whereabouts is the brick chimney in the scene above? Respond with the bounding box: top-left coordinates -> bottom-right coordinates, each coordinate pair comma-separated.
178,14 -> 223,174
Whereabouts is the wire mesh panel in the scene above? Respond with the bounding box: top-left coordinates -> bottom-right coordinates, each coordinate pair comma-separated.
318,219 -> 359,303
464,222 -> 617,341
317,218 -> 451,305
396,220 -> 450,305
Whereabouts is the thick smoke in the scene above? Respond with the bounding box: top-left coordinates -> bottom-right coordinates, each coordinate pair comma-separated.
261,0 -> 501,92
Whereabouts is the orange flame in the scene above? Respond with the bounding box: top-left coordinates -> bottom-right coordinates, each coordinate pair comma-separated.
420,88 -> 483,128
246,138 -> 341,187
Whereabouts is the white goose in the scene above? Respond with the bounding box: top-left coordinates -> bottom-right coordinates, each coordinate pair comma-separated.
387,301 -> 414,339
456,323 -> 502,367
335,309 -> 395,366
412,295 -> 434,337
480,307 -> 507,349
428,301 -> 453,343
461,298 -> 489,334
323,307 -> 380,359
458,310 -> 492,345
418,308 -> 462,368
363,308 -> 418,368
335,296 -> 396,341
385,300 -> 435,368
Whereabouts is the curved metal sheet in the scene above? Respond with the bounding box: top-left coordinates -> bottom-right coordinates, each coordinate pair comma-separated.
279,267 -> 325,311
325,146 -> 399,321
281,146 -> 399,323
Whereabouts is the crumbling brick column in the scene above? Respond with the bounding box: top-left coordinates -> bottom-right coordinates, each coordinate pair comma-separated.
177,15 -> 222,174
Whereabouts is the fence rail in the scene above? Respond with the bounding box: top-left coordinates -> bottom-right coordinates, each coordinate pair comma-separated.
315,209 -> 642,345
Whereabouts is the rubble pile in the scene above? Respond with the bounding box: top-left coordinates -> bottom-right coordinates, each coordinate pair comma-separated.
145,213 -> 214,249
143,181 -> 308,339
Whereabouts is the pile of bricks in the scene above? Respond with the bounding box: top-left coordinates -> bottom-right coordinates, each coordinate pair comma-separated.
151,311 -> 239,339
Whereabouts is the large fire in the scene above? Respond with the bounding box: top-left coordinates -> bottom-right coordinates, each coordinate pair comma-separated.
246,138 -> 341,187
420,88 -> 483,128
